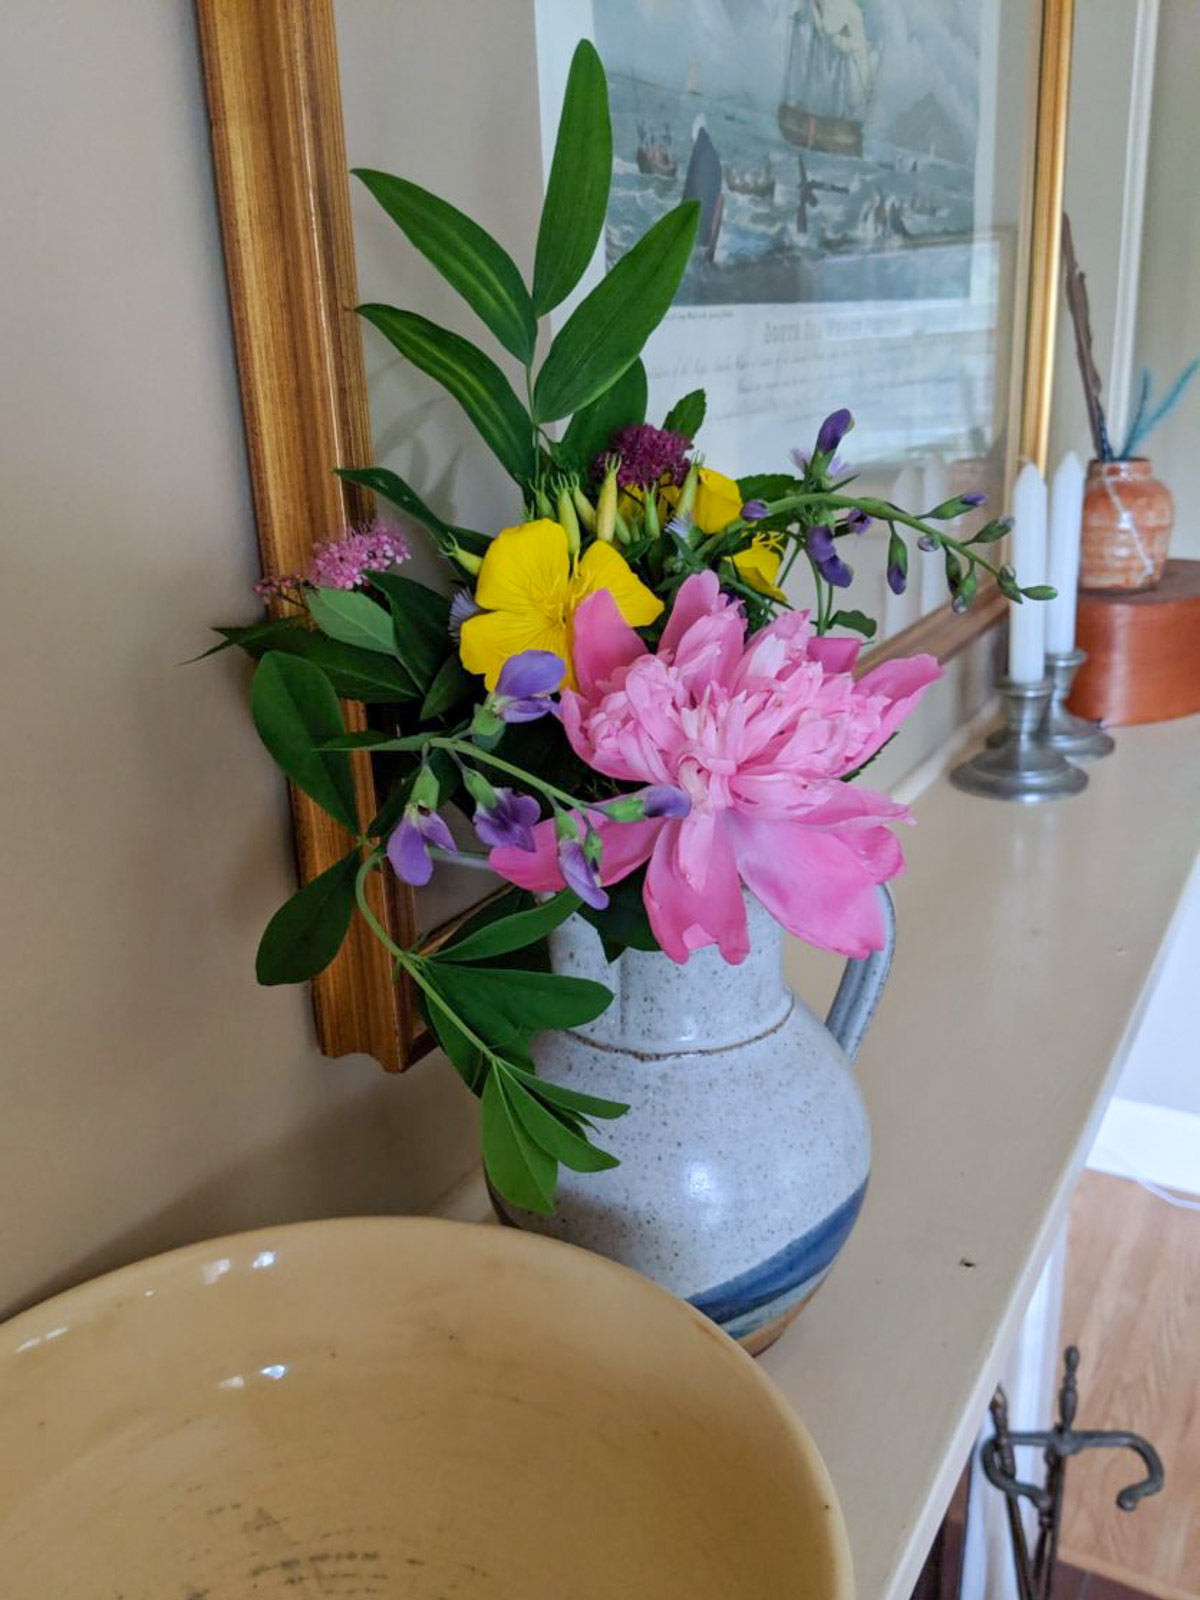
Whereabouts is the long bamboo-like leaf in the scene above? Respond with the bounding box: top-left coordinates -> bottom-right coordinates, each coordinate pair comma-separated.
334,465 -> 489,557
532,40 -> 612,315
358,306 -> 535,485
558,359 -> 647,473
353,169 -> 536,363
533,202 -> 699,422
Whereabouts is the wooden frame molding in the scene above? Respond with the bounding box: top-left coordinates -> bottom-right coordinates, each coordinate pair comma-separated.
197,0 -> 1072,1069
197,0 -> 412,1070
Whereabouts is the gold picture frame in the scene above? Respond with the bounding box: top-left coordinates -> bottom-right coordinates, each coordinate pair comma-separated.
197,0 -> 1072,1069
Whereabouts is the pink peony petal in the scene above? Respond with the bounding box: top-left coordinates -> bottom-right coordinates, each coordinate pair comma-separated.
727,813 -> 892,957
644,818 -> 750,965
570,589 -> 646,700
658,571 -> 732,659
807,634 -> 860,674
852,653 -> 941,762
488,814 -> 660,894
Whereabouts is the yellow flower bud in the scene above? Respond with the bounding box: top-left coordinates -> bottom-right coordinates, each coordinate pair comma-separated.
557,484 -> 581,557
596,459 -> 618,543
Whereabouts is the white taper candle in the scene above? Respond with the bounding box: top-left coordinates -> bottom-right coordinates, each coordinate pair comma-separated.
1045,451 -> 1085,654
1008,461 -> 1048,682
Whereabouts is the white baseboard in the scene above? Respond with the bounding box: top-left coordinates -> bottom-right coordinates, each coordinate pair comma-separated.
1087,1095 -> 1200,1197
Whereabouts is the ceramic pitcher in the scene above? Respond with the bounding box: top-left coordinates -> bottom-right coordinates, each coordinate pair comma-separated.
496,889 -> 895,1354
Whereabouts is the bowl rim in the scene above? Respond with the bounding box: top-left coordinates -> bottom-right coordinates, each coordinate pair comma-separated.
1,1215 -> 854,1598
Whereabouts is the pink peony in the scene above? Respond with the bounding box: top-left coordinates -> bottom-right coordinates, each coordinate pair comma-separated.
489,572 -> 940,964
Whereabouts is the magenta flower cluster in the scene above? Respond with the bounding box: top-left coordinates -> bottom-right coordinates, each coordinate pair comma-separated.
308,520 -> 410,590
597,424 -> 692,490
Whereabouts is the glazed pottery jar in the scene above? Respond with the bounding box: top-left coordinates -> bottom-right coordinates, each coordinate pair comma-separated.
495,891 -> 894,1354
1080,458 -> 1174,592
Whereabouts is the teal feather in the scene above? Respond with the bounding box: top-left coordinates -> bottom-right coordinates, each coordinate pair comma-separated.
1122,358 -> 1200,458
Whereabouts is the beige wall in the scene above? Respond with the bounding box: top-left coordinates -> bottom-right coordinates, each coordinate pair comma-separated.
0,2 -> 477,1321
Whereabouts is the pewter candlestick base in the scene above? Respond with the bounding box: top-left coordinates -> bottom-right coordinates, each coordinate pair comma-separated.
951,680 -> 1088,803
1042,648 -> 1115,759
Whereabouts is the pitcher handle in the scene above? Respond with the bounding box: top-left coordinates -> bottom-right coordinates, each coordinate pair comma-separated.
824,885 -> 895,1065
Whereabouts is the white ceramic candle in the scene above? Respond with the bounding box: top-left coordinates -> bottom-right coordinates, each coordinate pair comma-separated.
1008,462 -> 1048,683
1045,451 -> 1085,655
918,456 -> 948,616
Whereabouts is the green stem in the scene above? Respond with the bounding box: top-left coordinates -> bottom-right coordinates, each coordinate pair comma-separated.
429,736 -> 592,815
354,852 -> 406,962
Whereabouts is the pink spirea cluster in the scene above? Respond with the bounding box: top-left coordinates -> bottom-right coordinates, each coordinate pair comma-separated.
306,520 -> 410,590
490,572 -> 940,964
598,424 -> 692,490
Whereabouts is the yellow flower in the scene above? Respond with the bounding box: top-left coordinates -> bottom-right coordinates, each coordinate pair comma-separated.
732,534 -> 789,603
661,466 -> 744,535
459,519 -> 663,690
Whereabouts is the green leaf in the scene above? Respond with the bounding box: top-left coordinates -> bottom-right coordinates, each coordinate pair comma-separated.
558,358 -> 648,474
335,466 -> 490,558
354,168 -> 536,362
221,621 -> 420,703
533,202 -> 700,423
504,1060 -> 628,1121
481,1069 -> 557,1213
422,995 -> 487,1094
306,587 -> 400,657
442,893 -> 580,964
662,389 -> 706,439
250,653 -> 358,831
255,848 -> 360,986
829,609 -> 878,640
357,306 -> 535,484
736,472 -> 796,503
420,654 -> 475,721
429,962 -> 612,1049
191,616 -> 299,662
498,1066 -> 619,1173
532,40 -> 612,315
369,571 -> 451,690
370,748 -> 456,841
320,730 -> 428,752
579,867 -> 659,956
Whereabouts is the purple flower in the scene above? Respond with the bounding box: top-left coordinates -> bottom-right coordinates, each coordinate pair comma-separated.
490,650 -> 565,722
806,524 -> 836,564
887,560 -> 908,596
816,408 -> 854,457
741,499 -> 769,522
386,806 -> 456,887
557,836 -> 609,910
448,586 -> 481,642
790,448 -> 847,478
597,424 -> 692,490
308,519 -> 410,590
473,787 -> 541,852
818,553 -> 854,588
640,785 -> 692,819
845,508 -> 872,535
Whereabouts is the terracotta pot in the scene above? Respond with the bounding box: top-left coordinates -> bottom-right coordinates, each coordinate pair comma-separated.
1080,458 -> 1174,592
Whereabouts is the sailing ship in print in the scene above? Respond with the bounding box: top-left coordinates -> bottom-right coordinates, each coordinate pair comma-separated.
779,0 -> 875,158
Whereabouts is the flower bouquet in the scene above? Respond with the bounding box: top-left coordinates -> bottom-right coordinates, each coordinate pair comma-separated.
211,43 -> 1047,1240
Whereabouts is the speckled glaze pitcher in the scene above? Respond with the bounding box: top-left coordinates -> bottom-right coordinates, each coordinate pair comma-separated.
496,890 -> 895,1354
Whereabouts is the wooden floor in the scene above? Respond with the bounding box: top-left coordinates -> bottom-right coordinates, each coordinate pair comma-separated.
1059,1170 -> 1200,1600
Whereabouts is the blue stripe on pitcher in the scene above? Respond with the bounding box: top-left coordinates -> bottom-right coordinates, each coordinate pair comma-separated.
688,1178 -> 869,1330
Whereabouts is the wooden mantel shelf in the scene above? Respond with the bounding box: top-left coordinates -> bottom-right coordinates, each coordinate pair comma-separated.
438,714 -> 1200,1600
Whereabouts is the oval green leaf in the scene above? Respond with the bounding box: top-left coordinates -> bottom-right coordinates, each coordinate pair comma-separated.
358,306 -> 535,485
441,893 -> 581,964
533,39 -> 612,315
255,848 -> 360,986
353,169 -> 536,363
250,652 -> 358,832
481,1070 -> 557,1214
499,1067 -> 620,1173
533,201 -> 699,423
306,587 -> 400,658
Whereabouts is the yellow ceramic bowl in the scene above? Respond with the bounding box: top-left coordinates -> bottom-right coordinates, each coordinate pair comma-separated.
0,1218 -> 852,1598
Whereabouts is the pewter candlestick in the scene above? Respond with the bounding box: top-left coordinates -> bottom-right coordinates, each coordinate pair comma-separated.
951,680 -> 1088,802
1042,648 -> 1115,759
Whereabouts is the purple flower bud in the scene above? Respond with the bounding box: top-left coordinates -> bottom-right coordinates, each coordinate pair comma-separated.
495,650 -> 565,699
741,499 -> 769,522
386,806 -> 457,887
816,408 -> 854,457
887,561 -> 908,596
806,524 -> 836,563
917,534 -> 937,553
962,491 -> 987,508
557,836 -> 608,910
474,787 -> 542,853
952,594 -> 969,614
640,784 -> 692,819
818,552 -> 854,588
491,649 -> 565,723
